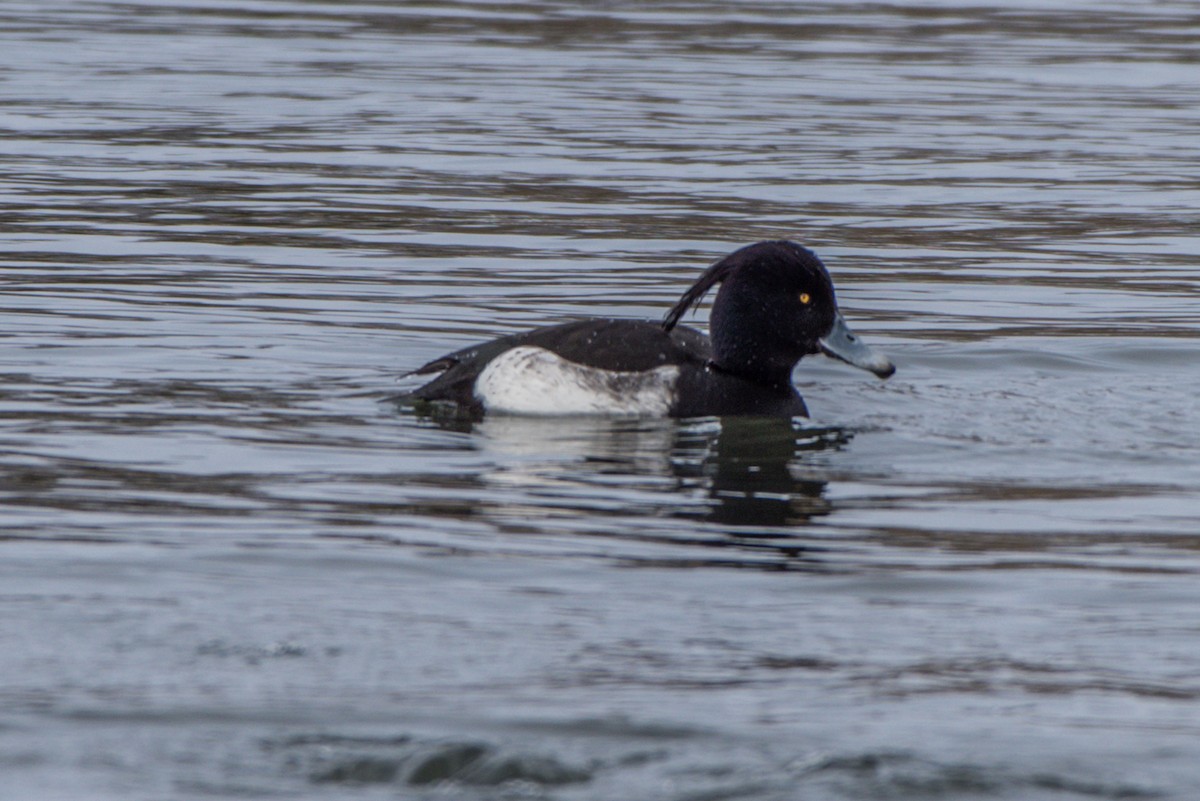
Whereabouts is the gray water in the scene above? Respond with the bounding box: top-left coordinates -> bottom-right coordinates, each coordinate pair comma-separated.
3,1 -> 1200,799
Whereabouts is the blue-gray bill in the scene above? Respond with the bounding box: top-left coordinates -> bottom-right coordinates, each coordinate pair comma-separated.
818,313 -> 896,378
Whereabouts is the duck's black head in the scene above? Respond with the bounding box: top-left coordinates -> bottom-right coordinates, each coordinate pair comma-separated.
663,240 -> 894,387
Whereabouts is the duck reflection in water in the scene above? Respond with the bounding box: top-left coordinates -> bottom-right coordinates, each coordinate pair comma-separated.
407,411 -> 848,565
678,417 -> 845,531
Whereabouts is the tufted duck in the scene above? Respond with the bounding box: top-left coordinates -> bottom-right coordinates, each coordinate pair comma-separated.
404,241 -> 894,418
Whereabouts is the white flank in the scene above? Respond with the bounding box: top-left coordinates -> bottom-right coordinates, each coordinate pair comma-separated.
475,346 -> 679,416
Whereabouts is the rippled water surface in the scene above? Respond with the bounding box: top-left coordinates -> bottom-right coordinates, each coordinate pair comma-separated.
3,1 -> 1200,799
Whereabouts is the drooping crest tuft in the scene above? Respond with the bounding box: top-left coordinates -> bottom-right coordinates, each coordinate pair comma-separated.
662,250 -> 742,332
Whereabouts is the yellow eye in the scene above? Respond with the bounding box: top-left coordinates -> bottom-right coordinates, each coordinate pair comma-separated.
799,293 -> 811,305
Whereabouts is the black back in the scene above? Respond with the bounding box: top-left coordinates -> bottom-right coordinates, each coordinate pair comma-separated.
406,319 -> 712,412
